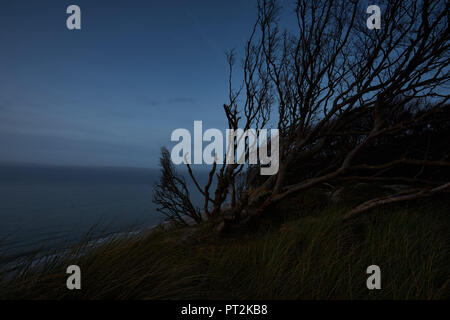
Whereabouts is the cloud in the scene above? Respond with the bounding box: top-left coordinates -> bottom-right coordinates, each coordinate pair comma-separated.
166,97 -> 197,104
141,96 -> 198,107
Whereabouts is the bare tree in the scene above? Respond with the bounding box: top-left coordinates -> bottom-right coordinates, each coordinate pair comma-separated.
153,148 -> 202,226
155,0 -> 450,228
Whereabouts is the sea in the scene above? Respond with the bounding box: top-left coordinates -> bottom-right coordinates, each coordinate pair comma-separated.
0,164 -> 207,266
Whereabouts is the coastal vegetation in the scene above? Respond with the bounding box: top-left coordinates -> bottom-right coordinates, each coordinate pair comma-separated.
0,184 -> 448,299
1,0 -> 448,300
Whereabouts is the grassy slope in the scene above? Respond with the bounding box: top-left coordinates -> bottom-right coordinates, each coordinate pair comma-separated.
0,185 -> 449,299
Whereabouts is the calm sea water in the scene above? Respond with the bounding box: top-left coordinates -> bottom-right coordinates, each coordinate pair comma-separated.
0,165 -> 205,265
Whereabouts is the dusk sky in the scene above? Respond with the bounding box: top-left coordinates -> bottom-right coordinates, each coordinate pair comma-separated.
0,0 -> 290,168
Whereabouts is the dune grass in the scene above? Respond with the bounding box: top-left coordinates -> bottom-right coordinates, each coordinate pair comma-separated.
0,186 -> 448,300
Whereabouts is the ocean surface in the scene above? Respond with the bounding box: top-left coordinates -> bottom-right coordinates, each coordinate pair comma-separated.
0,165 -> 205,265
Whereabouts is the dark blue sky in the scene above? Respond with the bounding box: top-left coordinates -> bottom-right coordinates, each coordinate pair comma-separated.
0,0 -> 290,168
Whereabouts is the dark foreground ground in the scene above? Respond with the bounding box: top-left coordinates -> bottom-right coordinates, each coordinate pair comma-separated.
0,183 -> 448,299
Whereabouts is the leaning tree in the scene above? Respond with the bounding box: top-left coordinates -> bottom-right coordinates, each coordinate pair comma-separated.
154,0 -> 450,228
